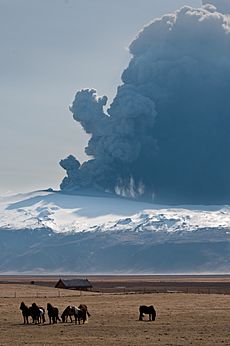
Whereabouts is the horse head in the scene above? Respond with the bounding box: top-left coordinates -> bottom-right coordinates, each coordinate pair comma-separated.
47,303 -> 52,311
20,302 -> 26,310
61,308 -> 68,323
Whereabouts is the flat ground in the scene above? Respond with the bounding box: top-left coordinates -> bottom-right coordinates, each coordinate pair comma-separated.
0,277 -> 230,345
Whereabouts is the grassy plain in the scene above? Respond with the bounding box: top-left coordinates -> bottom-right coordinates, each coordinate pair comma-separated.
0,278 -> 230,345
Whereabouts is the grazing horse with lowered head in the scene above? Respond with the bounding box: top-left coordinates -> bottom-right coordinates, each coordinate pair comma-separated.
30,303 -> 46,324
61,305 -> 87,324
139,305 -> 156,321
47,303 -> 61,324
20,302 -> 33,324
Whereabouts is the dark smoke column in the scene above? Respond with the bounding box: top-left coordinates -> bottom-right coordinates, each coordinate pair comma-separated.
60,87 -> 156,197
60,3 -> 230,204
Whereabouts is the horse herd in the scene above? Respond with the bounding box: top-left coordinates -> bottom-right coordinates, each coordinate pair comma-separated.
19,302 -> 91,325
20,302 -> 156,325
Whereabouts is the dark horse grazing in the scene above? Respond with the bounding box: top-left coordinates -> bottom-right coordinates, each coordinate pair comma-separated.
47,303 -> 61,324
30,303 -> 46,324
61,305 -> 87,324
139,305 -> 156,321
20,302 -> 33,324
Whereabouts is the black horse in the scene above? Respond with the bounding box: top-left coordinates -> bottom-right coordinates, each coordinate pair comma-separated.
139,305 -> 156,321
30,303 -> 46,324
47,303 -> 61,324
19,302 -> 33,324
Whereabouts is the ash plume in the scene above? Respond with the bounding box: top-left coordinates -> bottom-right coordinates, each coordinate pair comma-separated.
202,0 -> 230,14
60,3 -> 230,204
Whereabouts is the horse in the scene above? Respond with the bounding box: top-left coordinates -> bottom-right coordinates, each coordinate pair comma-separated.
19,301 -> 33,324
47,303 -> 61,324
30,303 -> 46,324
61,306 -> 76,323
61,305 -> 86,324
139,305 -> 156,321
78,304 -> 91,321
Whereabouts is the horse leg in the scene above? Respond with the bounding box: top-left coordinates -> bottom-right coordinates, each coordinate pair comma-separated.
83,311 -> 86,324
74,314 -> 80,325
57,315 -> 61,322
64,315 -> 67,323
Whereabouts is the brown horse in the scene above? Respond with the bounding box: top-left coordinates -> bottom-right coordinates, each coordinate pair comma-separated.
139,305 -> 156,321
61,305 -> 86,324
47,303 -> 61,324
78,304 -> 91,321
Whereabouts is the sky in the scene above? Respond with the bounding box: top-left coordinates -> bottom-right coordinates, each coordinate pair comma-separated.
0,0 -> 200,194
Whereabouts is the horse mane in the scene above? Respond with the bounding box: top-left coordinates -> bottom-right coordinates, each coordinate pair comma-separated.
47,303 -> 53,310
20,301 -> 27,309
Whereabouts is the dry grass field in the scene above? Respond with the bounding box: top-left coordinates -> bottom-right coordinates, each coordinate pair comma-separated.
0,279 -> 230,345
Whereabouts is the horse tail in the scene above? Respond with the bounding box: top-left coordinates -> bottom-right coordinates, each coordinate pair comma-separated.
153,307 -> 156,321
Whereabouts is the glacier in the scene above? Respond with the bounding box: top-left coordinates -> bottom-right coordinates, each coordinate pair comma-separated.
0,190 -> 230,274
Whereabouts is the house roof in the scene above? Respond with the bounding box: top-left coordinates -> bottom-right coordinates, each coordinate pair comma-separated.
55,278 -> 92,288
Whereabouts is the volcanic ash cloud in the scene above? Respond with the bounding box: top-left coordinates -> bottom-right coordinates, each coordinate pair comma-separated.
60,3 -> 230,204
202,0 -> 230,14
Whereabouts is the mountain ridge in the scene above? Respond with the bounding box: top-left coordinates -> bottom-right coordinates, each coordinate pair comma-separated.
0,190 -> 230,273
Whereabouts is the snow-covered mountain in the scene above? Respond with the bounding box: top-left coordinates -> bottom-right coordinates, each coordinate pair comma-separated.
0,190 -> 230,273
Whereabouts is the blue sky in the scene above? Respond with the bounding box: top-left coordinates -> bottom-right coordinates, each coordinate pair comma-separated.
0,0 -> 200,193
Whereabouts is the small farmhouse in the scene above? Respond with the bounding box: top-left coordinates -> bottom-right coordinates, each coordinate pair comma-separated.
55,278 -> 92,291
